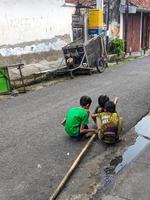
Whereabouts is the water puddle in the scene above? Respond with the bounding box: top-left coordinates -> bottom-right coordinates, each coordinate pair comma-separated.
105,115 -> 150,175
105,136 -> 150,174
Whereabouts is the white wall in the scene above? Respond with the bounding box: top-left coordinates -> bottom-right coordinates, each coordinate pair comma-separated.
0,0 -> 75,46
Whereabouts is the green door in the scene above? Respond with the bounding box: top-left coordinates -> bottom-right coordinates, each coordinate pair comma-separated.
0,68 -> 10,94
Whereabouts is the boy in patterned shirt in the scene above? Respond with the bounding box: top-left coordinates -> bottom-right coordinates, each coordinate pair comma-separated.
96,100 -> 122,144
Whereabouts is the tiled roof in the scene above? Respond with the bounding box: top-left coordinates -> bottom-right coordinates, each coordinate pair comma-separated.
130,0 -> 150,9
65,0 -> 95,6
65,0 -> 150,9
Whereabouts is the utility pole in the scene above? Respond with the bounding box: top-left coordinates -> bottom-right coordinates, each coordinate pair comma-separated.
96,0 -> 103,9
84,10 -> 88,42
125,0 -> 129,54
106,0 -> 110,50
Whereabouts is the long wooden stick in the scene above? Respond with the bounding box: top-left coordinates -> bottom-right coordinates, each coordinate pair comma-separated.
48,134 -> 96,200
114,97 -> 119,105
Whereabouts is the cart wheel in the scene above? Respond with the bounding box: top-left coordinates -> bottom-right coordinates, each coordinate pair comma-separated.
96,58 -> 106,73
88,70 -> 92,75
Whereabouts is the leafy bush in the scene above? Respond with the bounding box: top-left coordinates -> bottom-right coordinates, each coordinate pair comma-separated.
109,38 -> 125,55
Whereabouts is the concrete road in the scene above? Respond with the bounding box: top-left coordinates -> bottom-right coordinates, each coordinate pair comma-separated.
0,56 -> 150,200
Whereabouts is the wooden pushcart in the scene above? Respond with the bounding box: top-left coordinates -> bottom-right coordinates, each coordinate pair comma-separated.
55,35 -> 108,78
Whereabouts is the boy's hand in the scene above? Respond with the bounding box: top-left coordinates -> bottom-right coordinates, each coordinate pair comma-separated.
94,129 -> 98,134
91,113 -> 98,117
90,129 -> 98,134
97,108 -> 102,113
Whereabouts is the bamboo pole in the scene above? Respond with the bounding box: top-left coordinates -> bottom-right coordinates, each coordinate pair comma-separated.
114,97 -> 118,105
48,133 -> 96,200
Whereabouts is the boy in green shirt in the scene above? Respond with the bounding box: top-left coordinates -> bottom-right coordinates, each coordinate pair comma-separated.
61,96 -> 97,140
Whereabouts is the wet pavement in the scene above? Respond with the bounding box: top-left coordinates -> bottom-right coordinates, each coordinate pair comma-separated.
59,115 -> 150,200
93,115 -> 150,200
100,142 -> 150,200
105,136 -> 150,175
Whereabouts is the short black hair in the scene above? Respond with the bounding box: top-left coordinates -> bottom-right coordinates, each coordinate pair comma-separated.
104,101 -> 116,113
80,96 -> 92,107
98,95 -> 109,108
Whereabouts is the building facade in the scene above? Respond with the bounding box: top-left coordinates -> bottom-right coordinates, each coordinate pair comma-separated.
66,0 -> 150,53
120,0 -> 150,52
0,0 -> 75,46
0,0 -> 149,54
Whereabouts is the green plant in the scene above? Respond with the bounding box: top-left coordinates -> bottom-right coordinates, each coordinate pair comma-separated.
109,38 -> 125,55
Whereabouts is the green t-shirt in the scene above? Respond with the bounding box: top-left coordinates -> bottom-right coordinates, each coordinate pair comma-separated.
65,107 -> 89,136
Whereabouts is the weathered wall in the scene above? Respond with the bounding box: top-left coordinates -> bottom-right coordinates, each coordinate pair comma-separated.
0,0 -> 74,46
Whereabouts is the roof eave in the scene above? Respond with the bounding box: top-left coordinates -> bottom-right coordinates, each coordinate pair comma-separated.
136,7 -> 150,12
62,3 -> 76,7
